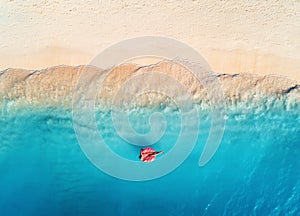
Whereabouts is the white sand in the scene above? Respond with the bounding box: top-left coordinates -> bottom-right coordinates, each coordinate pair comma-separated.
0,0 -> 299,81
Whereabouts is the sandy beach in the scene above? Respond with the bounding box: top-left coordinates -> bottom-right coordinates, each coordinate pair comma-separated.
0,0 -> 299,82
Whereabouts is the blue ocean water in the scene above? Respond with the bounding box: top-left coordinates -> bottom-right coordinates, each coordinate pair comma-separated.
0,105 -> 299,215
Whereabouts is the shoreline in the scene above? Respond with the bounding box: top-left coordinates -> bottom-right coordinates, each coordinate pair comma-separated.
1,48 -> 300,83
0,61 -> 299,111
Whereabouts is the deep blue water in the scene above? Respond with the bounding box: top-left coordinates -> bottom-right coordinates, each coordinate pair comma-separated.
0,105 -> 299,215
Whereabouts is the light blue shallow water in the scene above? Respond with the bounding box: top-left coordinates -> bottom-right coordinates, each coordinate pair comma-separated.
0,105 -> 299,215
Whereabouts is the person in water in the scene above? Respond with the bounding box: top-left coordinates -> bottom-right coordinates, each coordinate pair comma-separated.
139,147 -> 164,162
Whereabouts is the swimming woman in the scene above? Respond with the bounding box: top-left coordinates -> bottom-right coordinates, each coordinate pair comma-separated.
139,147 -> 164,162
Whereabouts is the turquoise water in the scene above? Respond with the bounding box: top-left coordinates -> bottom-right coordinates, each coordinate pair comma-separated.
0,105 -> 299,215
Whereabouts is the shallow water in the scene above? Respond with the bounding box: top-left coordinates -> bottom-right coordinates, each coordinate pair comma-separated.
0,106 -> 299,215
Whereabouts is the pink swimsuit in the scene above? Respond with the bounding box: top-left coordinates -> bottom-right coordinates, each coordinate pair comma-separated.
140,147 -> 156,162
